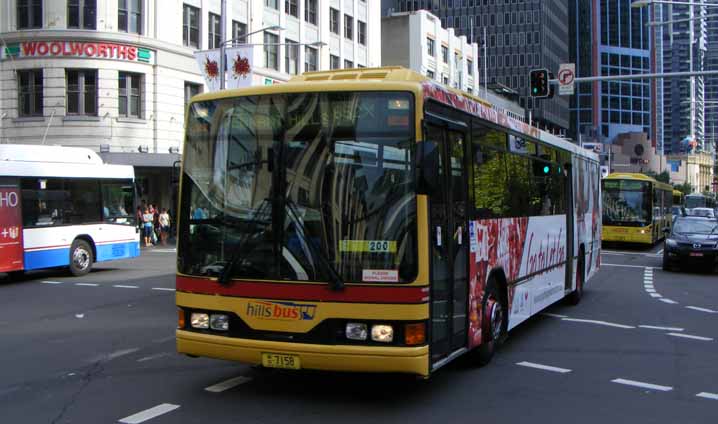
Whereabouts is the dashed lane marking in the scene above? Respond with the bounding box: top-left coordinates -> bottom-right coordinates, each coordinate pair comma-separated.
697,392 -> 718,400
75,283 -> 99,287
137,352 -> 172,363
516,361 -> 572,374
118,403 -> 180,424
113,285 -> 139,289
659,298 -> 678,304
602,263 -> 652,269
41,281 -> 63,285
638,325 -> 684,332
540,313 -> 567,318
561,318 -> 635,329
666,333 -> 714,341
151,287 -> 175,292
686,306 -> 717,314
649,293 -> 662,298
204,376 -> 253,393
611,378 -> 673,392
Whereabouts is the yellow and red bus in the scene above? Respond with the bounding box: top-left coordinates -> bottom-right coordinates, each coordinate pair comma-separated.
602,173 -> 673,245
175,67 -> 601,377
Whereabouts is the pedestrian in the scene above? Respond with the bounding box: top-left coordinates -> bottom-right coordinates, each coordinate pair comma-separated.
159,208 -> 171,245
136,206 -> 143,229
153,206 -> 161,244
142,208 -> 154,247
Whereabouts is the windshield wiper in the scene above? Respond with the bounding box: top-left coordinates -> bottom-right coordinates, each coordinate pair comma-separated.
217,199 -> 272,285
285,198 -> 345,291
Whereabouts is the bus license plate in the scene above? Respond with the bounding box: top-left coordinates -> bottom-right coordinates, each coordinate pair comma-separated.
262,352 -> 300,370
690,252 -> 703,257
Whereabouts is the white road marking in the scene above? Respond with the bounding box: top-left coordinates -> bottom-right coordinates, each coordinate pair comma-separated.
659,298 -> 678,304
75,283 -> 99,287
645,289 -> 656,293
541,313 -> 567,318
656,249 -> 663,255
204,375 -> 253,393
113,285 -> 139,289
602,263 -> 651,269
561,318 -> 635,329
611,378 -> 673,392
149,249 -> 177,253
151,287 -> 175,292
516,361 -> 572,374
602,251 -> 658,257
118,403 -> 180,424
41,281 -> 63,285
685,306 -> 717,313
649,293 -> 662,298
107,348 -> 140,360
638,325 -> 684,332
666,333 -> 713,341
137,352 -> 172,363
152,335 -> 175,344
697,392 -> 718,400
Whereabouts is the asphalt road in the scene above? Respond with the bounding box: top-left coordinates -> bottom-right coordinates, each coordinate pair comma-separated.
1,244 -> 717,424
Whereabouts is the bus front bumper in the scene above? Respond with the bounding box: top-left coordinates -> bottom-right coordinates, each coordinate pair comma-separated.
602,226 -> 654,244
176,330 -> 430,376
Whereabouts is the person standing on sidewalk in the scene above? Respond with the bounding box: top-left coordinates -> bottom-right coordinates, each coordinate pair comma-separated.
142,208 -> 154,247
159,208 -> 171,246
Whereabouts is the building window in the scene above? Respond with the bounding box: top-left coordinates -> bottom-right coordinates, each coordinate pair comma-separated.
66,69 -> 97,116
285,39 -> 299,74
264,32 -> 279,70
232,21 -> 247,43
118,0 -> 142,34
68,0 -> 96,29
208,13 -> 221,49
358,21 -> 366,46
427,69 -> 435,79
285,0 -> 298,17
427,37 -> 435,57
467,59 -> 473,76
184,82 -> 202,107
265,0 -> 278,9
305,46 -> 318,72
344,15 -> 353,40
344,59 -> 353,69
183,4 -> 199,48
442,45 -> 448,63
118,72 -> 142,119
17,69 -> 43,117
17,0 -> 42,29
330,55 -> 340,70
305,0 -> 317,25
330,8 -> 339,34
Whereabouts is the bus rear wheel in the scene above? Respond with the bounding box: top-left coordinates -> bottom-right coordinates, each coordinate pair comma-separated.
475,276 -> 506,366
69,240 -> 93,276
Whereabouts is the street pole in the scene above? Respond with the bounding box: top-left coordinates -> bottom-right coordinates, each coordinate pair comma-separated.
483,27 -> 488,99
219,0 -> 227,90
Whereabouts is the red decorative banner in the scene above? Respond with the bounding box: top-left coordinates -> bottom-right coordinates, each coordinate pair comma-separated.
0,187 -> 24,273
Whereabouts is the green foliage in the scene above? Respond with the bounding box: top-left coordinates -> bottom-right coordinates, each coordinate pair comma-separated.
673,182 -> 693,196
642,170 -> 670,184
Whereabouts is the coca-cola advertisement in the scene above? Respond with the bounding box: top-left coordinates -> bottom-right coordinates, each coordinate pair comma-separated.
0,186 -> 24,273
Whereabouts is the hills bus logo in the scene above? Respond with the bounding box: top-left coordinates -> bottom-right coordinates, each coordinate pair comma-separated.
246,301 -> 317,321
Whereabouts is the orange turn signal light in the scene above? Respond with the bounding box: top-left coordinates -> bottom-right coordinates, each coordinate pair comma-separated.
404,323 -> 426,345
177,308 -> 185,329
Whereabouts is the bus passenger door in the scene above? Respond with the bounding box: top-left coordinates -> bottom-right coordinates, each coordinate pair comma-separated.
423,119 -> 469,365
564,163 -> 574,292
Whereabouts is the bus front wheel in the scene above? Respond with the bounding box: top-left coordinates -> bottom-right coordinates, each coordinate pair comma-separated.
475,276 -> 506,366
69,239 -> 93,276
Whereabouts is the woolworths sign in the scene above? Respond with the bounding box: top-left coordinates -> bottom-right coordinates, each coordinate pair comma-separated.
1,41 -> 154,64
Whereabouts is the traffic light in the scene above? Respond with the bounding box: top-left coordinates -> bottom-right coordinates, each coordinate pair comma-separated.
529,69 -> 550,98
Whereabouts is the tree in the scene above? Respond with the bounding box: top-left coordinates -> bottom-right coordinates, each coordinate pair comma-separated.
673,182 -> 693,196
642,170 -> 670,184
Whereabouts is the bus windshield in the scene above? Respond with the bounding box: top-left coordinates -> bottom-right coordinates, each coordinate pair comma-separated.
178,91 -> 417,284
602,179 -> 652,226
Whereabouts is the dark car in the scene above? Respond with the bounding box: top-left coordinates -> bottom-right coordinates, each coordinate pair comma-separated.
663,217 -> 718,271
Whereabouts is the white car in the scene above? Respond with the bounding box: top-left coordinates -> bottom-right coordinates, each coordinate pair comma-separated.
687,207 -> 716,219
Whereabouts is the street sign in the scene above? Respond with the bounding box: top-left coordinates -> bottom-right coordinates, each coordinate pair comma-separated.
558,63 -> 575,95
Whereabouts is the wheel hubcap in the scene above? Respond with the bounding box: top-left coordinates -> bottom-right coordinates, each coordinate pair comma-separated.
73,248 -> 90,270
489,300 -> 503,341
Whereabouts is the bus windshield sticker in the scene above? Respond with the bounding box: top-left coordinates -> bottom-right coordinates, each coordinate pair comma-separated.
362,269 -> 399,283
339,240 -> 397,253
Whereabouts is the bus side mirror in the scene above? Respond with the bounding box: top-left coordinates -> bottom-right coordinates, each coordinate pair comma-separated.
417,140 -> 440,194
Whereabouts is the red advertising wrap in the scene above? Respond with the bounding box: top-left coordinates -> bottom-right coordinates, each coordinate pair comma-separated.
0,187 -> 24,272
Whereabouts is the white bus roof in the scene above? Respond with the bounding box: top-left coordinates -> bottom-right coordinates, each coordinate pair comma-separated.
0,144 -> 134,179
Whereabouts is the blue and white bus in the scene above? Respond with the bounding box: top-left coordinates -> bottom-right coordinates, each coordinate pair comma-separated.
0,144 -> 140,277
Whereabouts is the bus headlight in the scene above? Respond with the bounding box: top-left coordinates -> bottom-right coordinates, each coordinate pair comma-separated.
190,312 -> 209,329
371,324 -> 394,343
345,323 -> 368,340
210,314 -> 229,331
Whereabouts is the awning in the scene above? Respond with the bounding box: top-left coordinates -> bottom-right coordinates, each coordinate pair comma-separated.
99,152 -> 181,168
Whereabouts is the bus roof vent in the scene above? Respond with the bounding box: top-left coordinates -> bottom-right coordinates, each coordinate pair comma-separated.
359,72 -> 390,79
330,73 -> 360,80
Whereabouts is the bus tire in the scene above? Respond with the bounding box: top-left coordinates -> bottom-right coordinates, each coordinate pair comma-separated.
69,239 -> 93,276
475,276 -> 506,366
567,253 -> 584,306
